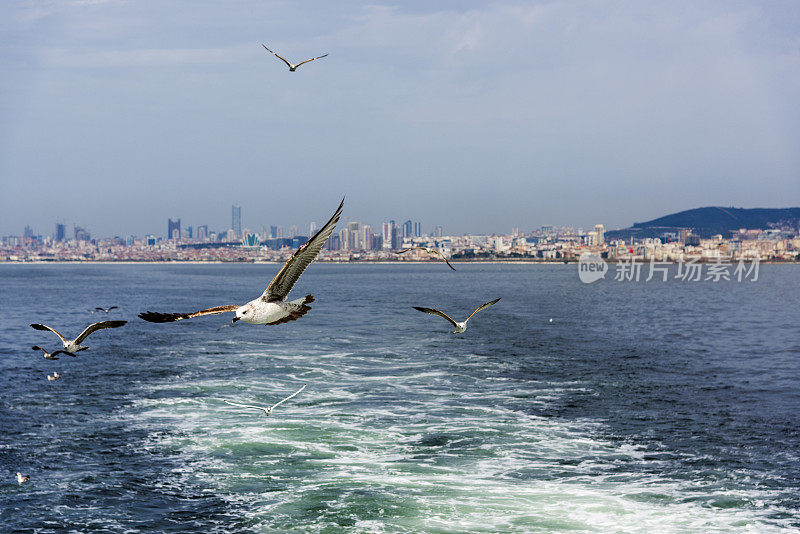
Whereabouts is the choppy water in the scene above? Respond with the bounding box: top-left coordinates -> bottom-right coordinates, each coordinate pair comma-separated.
1,263 -> 798,533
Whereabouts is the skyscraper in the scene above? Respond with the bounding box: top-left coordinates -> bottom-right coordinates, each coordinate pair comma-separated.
402,220 -> 412,238
232,204 -> 242,238
413,222 -> 421,237
55,223 -> 65,242
168,218 -> 181,240
594,224 -> 605,245
270,225 -> 278,239
382,221 -> 394,249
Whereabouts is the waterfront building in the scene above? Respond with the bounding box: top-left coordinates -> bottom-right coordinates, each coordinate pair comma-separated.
55,223 -> 65,242
168,218 -> 181,240
232,205 -> 242,238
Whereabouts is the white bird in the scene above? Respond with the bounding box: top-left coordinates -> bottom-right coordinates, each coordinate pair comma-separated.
92,306 -> 118,314
262,44 -> 328,72
397,247 -> 456,270
16,472 -> 29,484
219,384 -> 307,416
32,345 -> 74,360
47,372 -> 61,381
30,321 -> 127,354
413,297 -> 501,334
139,199 -> 343,326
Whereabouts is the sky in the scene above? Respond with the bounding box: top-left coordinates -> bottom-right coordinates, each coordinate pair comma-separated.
1,0 -> 799,238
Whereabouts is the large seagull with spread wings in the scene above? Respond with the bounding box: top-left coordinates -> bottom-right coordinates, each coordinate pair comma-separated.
262,44 -> 328,72
29,320 -> 128,353
139,199 -> 343,326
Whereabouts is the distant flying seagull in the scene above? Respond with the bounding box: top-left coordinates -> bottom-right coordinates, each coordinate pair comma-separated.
139,199 -> 343,326
17,472 -> 29,484
29,320 -> 127,353
219,384 -> 306,416
262,44 -> 328,71
47,372 -> 61,381
92,306 -> 118,314
32,345 -> 74,360
413,297 -> 501,334
397,247 -> 456,271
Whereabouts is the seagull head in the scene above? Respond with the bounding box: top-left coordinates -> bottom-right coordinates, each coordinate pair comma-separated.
233,303 -> 254,324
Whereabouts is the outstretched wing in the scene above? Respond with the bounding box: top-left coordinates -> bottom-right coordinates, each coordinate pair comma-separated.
270,384 -> 307,410
465,297 -> 501,323
262,44 -> 293,68
294,54 -> 328,68
396,247 -> 422,255
30,324 -> 67,344
139,305 -> 238,324
31,345 -> 45,353
221,399 -> 265,411
108,306 -> 118,311
52,350 -> 76,358
262,198 -> 344,302
430,250 -> 456,271
412,306 -> 459,328
75,320 -> 128,343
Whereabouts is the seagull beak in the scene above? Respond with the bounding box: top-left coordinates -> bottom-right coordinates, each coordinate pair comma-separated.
232,317 -> 239,323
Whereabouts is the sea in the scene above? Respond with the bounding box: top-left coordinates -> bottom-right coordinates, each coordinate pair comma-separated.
0,263 -> 798,533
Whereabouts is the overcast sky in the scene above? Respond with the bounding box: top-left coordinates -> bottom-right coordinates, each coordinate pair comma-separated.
1,0 -> 798,238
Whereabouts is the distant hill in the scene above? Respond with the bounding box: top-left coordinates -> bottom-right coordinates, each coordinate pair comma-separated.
605,207 -> 800,240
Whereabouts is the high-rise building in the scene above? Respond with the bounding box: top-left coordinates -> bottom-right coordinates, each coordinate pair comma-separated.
185,226 -> 193,239
382,221 -> 395,249
391,226 -> 401,250
435,225 -> 443,238
414,222 -> 421,237
232,204 -> 242,238
340,227 -> 350,250
168,218 -> 181,240
23,225 -> 34,240
362,225 -> 372,251
270,225 -> 278,239
289,225 -> 298,238
594,224 -> 605,245
197,225 -> 208,241
402,220 -> 412,238
55,223 -> 65,242
309,222 -> 317,236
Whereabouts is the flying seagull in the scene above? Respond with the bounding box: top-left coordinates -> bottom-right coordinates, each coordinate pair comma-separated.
397,247 -> 456,270
29,321 -> 127,353
17,472 -> 29,484
219,384 -> 307,416
413,297 -> 501,334
92,306 -> 118,314
32,345 -> 74,360
262,44 -> 327,71
47,372 -> 61,381
139,199 -> 344,326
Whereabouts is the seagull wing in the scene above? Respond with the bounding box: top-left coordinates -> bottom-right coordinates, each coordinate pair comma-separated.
221,399 -> 266,411
262,198 -> 344,302
95,307 -> 106,312
412,307 -> 459,329
294,54 -> 328,68
51,350 -> 76,358
30,324 -> 67,344
270,384 -> 307,410
75,320 -> 128,343
32,345 -> 46,353
465,297 -> 502,323
108,306 -> 118,311
430,250 -> 456,271
396,247 -> 423,254
262,44 -> 293,68
139,305 -> 238,323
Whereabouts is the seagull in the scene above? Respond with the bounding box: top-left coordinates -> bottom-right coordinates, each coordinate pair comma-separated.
397,247 -> 456,270
219,384 -> 307,416
92,306 -> 118,314
413,297 -> 501,334
29,321 -> 128,353
32,345 -> 74,360
16,472 -> 29,484
262,44 -> 327,72
47,372 -> 61,381
139,199 -> 343,326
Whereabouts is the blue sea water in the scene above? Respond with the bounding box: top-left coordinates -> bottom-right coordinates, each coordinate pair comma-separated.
0,263 -> 798,533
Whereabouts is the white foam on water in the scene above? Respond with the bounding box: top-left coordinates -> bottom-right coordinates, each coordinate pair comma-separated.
119,346 -> 798,533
